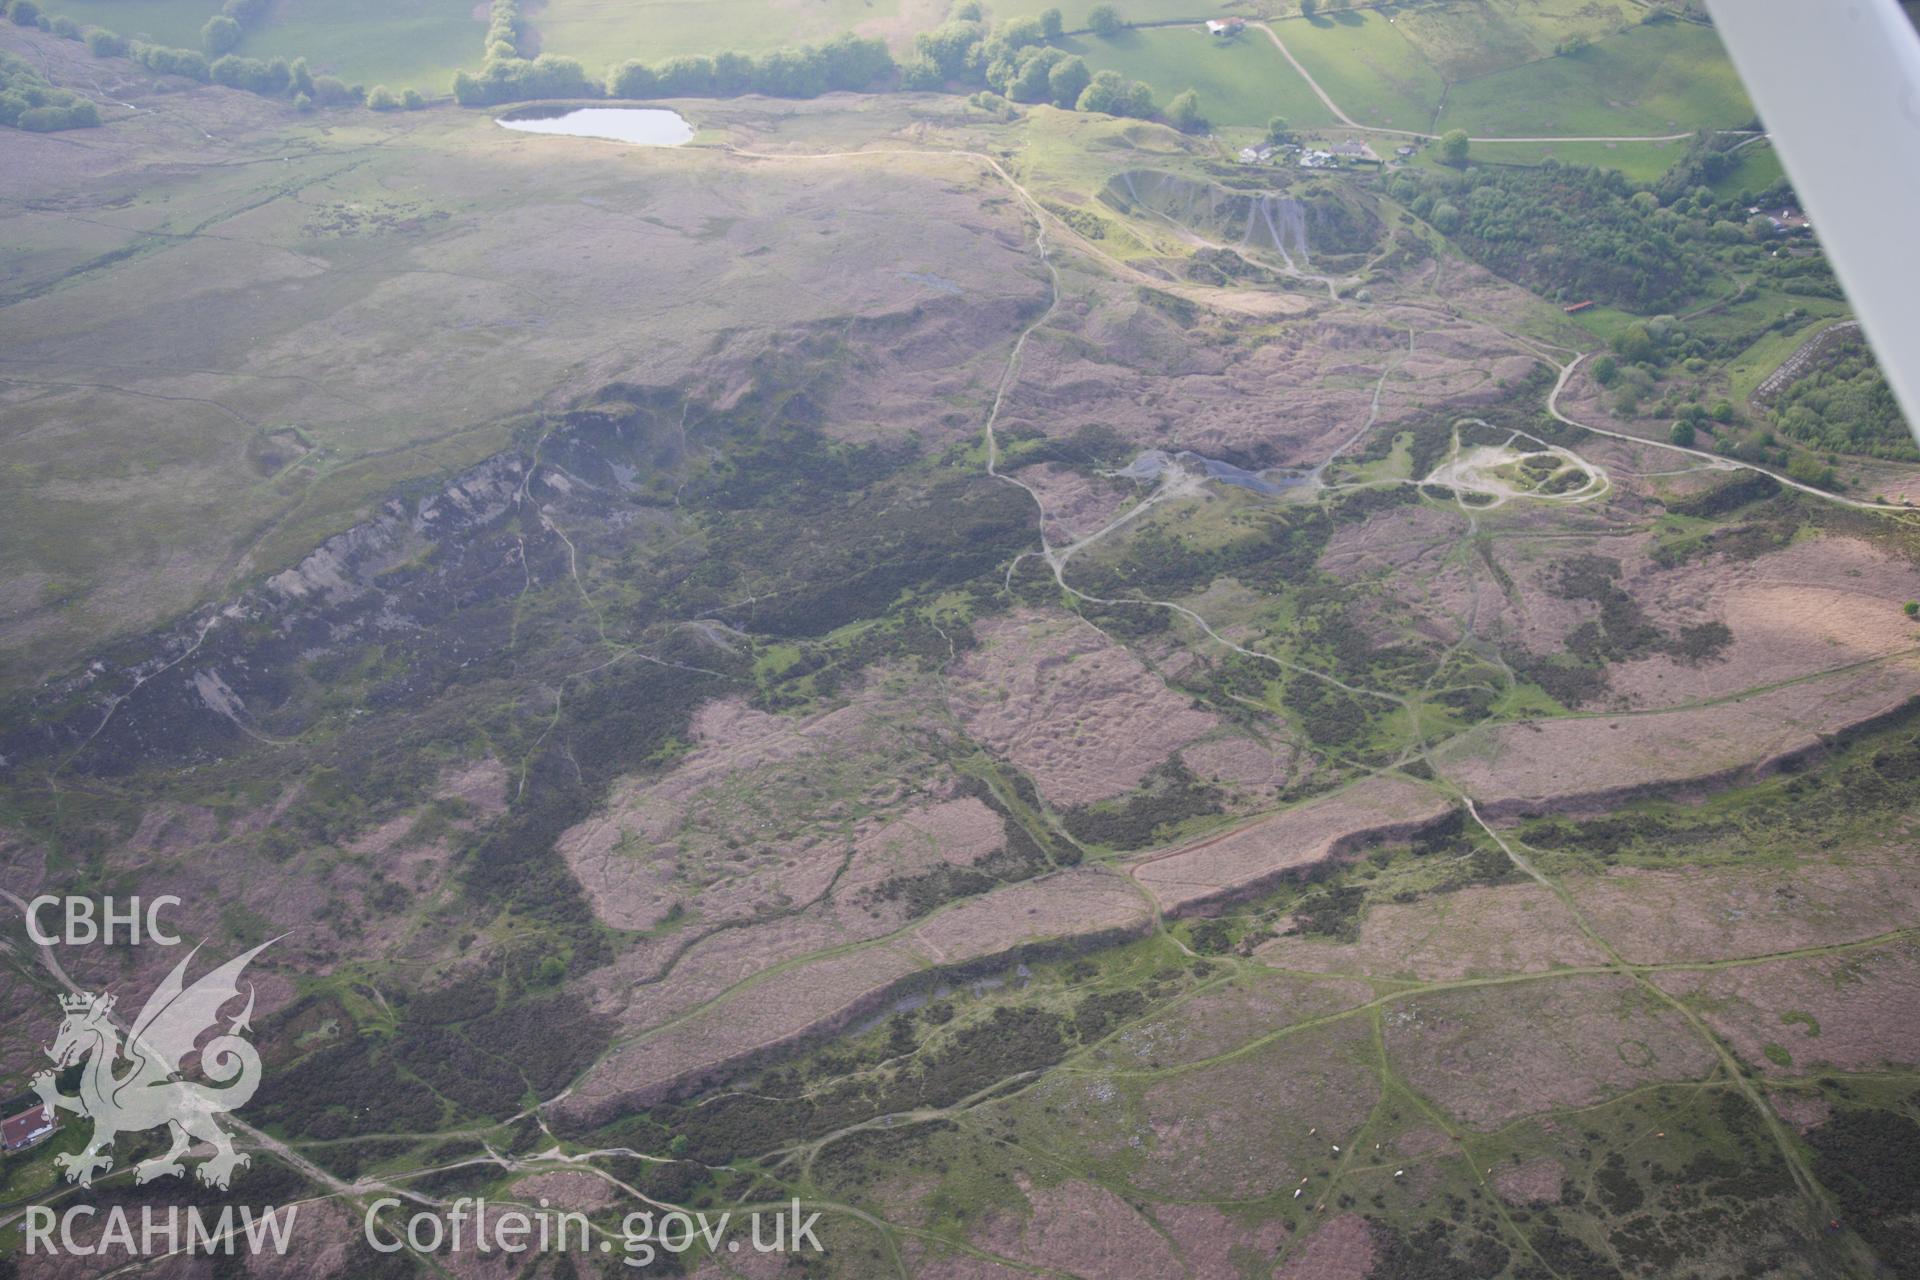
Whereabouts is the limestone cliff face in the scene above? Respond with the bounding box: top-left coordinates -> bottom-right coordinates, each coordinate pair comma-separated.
0,408 -> 647,775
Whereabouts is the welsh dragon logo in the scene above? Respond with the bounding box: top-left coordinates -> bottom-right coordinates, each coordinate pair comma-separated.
33,939 -> 275,1190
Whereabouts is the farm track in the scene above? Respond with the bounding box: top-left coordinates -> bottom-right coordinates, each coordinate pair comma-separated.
1251,21 -> 1747,143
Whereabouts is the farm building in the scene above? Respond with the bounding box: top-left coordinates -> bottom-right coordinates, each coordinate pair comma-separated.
1206,17 -> 1246,36
2,1103 -> 54,1153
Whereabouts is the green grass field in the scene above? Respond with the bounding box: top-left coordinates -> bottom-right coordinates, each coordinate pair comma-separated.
531,0 -> 904,75
1476,0 -> 1644,51
1280,9 -> 1445,131
1388,2 -> 1541,81
1711,139 -> 1786,200
1434,21 -> 1754,137
42,0 -> 217,47
238,0 -> 480,93
1062,25 -> 1335,130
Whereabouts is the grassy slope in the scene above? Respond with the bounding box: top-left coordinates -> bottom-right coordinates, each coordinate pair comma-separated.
238,0 -> 480,94
1063,26 -> 1335,129
1711,139 -> 1786,200
1281,9 -> 1446,131
1436,22 -> 1753,137
1477,0 -> 1644,49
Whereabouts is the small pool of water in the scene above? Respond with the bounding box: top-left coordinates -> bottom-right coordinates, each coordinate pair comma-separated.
496,106 -> 692,146
1116,449 -> 1305,496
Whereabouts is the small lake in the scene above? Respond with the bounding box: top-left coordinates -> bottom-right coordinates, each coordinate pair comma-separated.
496,106 -> 692,146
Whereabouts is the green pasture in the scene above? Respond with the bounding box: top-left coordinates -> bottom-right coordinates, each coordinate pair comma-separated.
238,0 -> 480,93
1062,24 -> 1335,129
1434,21 -> 1754,137
1710,139 -> 1786,199
1280,8 -> 1445,131
1475,0 -> 1644,51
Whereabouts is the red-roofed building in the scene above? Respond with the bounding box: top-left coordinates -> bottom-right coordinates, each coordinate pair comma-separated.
3,1104 -> 55,1153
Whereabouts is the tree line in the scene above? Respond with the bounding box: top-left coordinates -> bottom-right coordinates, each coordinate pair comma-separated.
898,6 -> 1162,119
457,1 -> 1188,127
13,0 -> 1198,131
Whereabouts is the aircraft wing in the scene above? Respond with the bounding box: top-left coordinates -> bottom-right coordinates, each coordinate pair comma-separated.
1705,0 -> 1920,446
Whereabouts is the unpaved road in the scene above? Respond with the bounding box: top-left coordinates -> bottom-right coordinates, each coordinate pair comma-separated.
1544,354 -> 1917,513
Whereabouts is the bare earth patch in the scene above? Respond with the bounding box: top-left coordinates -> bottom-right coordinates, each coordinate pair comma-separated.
948,608 -> 1217,805
558,868 -> 1148,1118
1274,1213 -> 1376,1280
834,797 -> 1009,896
1383,975 -> 1717,1129
559,940 -> 928,1119
1769,1091 -> 1832,1133
1493,1156 -> 1565,1206
1096,970 -> 1372,1070
907,868 -> 1150,964
968,1177 -> 1182,1277
1565,850 -> 1920,964
1182,734 -> 1303,808
1154,1203 -> 1294,1280
1606,537 -> 1920,707
1256,881 -> 1607,981
1653,941 -> 1920,1077
1438,654 -> 1920,815
1320,501 -> 1465,584
1131,775 -> 1451,916
1018,462 -> 1136,546
1135,1016 -> 1378,1199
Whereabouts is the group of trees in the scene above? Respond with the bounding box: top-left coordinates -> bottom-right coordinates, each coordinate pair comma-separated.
0,45 -> 97,130
452,53 -> 599,106
13,0 -> 1177,125
899,8 -> 1159,119
1389,161 -> 1710,313
483,0 -> 525,61
206,52 -> 369,108
199,0 -> 266,57
607,33 -> 893,100
1767,333 -> 1916,461
454,5 -> 1170,120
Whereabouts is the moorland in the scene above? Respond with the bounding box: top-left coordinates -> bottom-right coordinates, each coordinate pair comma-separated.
2,2 -> 1920,1277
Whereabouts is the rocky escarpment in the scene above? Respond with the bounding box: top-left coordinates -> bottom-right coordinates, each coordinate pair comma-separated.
0,395 -> 688,776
